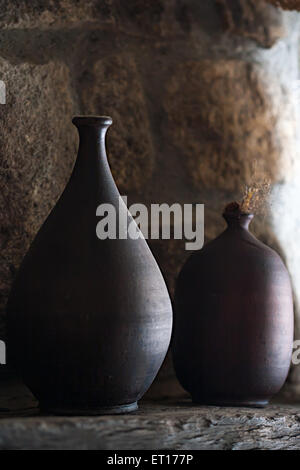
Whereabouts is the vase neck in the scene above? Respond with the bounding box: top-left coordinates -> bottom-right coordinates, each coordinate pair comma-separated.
73,115 -> 112,157
223,202 -> 254,230
72,116 -> 112,185
223,213 -> 253,230
67,115 -> 119,204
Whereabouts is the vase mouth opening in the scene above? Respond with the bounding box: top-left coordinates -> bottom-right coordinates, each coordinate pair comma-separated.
72,115 -> 113,128
223,202 -> 254,221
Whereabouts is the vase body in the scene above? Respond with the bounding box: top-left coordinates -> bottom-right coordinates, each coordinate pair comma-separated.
7,116 -> 172,415
172,206 -> 293,407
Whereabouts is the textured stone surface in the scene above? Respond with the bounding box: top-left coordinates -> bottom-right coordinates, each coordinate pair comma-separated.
116,0 -> 188,38
0,0 -> 116,29
3,404 -> 300,450
80,53 -> 154,193
0,58 -> 77,340
1,380 -> 300,450
216,0 -> 286,47
267,0 -> 300,10
116,0 -> 165,36
165,59 -> 295,193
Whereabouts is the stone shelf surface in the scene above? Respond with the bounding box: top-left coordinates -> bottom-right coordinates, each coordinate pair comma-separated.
1,380 -> 300,450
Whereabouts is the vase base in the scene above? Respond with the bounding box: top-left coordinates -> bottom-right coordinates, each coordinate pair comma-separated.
40,401 -> 138,416
192,398 -> 268,408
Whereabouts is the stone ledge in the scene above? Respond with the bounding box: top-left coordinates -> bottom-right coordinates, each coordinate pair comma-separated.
1,380 -> 300,450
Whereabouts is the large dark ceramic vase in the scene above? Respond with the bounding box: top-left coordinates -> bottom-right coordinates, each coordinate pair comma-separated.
7,116 -> 172,415
173,202 -> 293,407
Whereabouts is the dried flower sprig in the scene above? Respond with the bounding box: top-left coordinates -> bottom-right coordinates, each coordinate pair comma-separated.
240,178 -> 271,214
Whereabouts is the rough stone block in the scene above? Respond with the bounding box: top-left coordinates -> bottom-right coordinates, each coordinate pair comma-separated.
0,58 -> 77,340
164,59 -> 296,193
216,0 -> 286,47
0,0 -> 115,30
79,53 -> 154,193
266,0 -> 300,10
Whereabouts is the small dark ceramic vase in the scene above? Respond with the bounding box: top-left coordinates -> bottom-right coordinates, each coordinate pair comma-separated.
172,202 -> 294,407
7,116 -> 172,415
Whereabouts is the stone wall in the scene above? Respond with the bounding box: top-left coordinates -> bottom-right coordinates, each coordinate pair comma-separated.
1,0 -> 300,400
267,0 -> 300,10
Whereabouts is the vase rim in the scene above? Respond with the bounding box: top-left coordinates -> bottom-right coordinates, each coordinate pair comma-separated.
223,201 -> 254,218
72,115 -> 113,127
